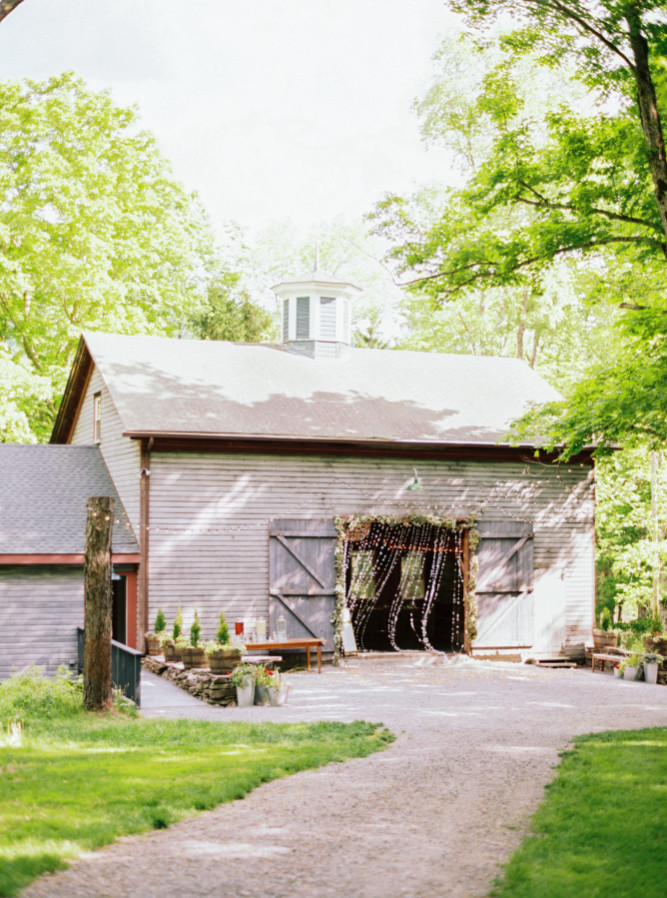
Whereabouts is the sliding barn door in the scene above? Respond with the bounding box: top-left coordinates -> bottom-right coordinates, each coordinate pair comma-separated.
473,520 -> 534,649
268,519 -> 337,650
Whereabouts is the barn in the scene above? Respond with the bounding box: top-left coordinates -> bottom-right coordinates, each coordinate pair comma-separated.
0,444 -> 140,680
49,270 -> 595,662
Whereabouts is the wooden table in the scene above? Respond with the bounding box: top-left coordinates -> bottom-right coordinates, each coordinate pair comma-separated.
592,652 -> 626,672
244,638 -> 325,673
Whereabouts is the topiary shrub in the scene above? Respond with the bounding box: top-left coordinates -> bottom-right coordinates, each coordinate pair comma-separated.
216,612 -> 230,645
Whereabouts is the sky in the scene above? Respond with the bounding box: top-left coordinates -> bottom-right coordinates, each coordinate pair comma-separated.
0,0 -> 459,240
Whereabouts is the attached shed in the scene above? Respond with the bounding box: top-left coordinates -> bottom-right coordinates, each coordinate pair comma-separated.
51,271 -> 595,659
0,445 -> 140,680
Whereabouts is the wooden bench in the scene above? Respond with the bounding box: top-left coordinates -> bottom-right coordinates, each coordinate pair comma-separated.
244,638 -> 326,673
592,652 -> 627,673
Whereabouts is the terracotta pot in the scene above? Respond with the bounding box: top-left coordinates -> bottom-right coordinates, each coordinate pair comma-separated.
208,650 -> 242,675
181,646 -> 207,669
593,630 -> 618,651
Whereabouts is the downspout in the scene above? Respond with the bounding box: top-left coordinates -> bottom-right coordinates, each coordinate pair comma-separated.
138,437 -> 153,651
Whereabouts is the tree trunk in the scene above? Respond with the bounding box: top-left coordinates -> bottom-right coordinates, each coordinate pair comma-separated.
0,0 -> 26,24
626,10 -> 667,247
83,496 -> 114,711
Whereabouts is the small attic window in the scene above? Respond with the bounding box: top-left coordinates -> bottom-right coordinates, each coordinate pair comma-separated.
296,296 -> 310,339
93,392 -> 102,443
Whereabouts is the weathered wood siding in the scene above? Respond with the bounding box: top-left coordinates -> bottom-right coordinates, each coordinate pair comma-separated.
0,567 -> 83,680
70,368 -> 141,533
148,452 -> 594,651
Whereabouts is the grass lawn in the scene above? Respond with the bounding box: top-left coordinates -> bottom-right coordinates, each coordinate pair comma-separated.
491,727 -> 667,898
0,669 -> 393,897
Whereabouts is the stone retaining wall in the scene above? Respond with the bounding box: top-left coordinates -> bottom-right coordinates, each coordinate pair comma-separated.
142,656 -> 236,705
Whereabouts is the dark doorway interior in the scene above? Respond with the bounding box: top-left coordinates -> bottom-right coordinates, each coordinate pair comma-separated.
112,576 -> 127,645
344,521 -> 465,653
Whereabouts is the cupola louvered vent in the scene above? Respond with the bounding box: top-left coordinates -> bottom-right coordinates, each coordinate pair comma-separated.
296,297 -> 310,339
319,297 -> 336,340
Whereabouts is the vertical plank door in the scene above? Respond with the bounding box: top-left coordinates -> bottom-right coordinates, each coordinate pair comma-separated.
268,519 -> 337,651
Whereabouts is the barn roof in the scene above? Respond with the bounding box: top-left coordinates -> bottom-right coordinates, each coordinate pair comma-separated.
54,331 -> 561,447
0,445 -> 139,555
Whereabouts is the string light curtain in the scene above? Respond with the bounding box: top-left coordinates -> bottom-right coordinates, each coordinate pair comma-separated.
341,520 -> 466,653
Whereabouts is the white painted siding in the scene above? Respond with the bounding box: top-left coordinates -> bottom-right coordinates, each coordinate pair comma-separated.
70,368 -> 141,534
148,452 -> 594,651
0,567 -> 83,680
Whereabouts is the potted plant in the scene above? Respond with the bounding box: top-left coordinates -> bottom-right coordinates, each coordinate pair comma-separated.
163,605 -> 185,661
145,608 -> 167,656
266,668 -> 290,706
645,626 -> 667,656
643,651 -> 663,685
253,666 -> 273,705
205,613 -> 244,674
181,609 -> 207,669
619,652 -> 642,681
593,608 -> 618,651
206,641 -> 244,674
230,663 -> 256,706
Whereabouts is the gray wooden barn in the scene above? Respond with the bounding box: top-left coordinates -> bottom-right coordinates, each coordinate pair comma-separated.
50,270 -> 595,661
0,445 -> 139,680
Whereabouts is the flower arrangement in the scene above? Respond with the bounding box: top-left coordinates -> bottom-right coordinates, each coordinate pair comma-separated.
230,664 -> 257,688
643,652 -> 664,665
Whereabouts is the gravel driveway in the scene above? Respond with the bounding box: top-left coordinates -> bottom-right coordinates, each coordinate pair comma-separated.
22,655 -> 667,898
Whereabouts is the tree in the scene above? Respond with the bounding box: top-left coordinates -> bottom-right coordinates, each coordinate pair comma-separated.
372,6 -> 667,452
192,270 -> 275,343
595,447 -> 667,621
0,0 -> 26,25
0,73 -> 216,442
83,496 -> 114,712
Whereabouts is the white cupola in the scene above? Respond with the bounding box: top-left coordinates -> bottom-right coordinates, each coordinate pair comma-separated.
272,259 -> 362,359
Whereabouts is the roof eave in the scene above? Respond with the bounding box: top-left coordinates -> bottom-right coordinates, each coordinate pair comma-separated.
121,430 -> 597,464
50,336 -> 93,444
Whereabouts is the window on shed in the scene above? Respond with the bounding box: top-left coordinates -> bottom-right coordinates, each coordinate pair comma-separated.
93,392 -> 102,443
282,298 -> 290,341
296,296 -> 310,339
319,297 -> 336,340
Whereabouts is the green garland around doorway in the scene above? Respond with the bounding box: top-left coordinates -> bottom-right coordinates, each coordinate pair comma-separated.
333,514 -> 479,663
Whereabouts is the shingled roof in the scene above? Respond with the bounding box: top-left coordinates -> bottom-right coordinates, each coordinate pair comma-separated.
54,332 -> 561,448
0,445 -> 139,555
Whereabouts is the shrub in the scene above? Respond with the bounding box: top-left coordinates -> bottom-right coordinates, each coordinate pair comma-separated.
154,609 -> 167,634
190,609 -> 201,647
216,612 -> 230,645
172,604 -> 183,640
0,666 -> 83,726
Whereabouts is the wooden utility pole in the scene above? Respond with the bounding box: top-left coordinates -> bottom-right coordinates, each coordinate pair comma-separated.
83,496 -> 114,711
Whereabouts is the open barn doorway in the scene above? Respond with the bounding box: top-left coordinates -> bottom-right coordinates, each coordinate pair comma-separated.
342,520 -> 468,653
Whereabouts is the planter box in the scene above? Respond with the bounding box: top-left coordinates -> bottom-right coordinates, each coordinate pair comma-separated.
622,665 -> 639,681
